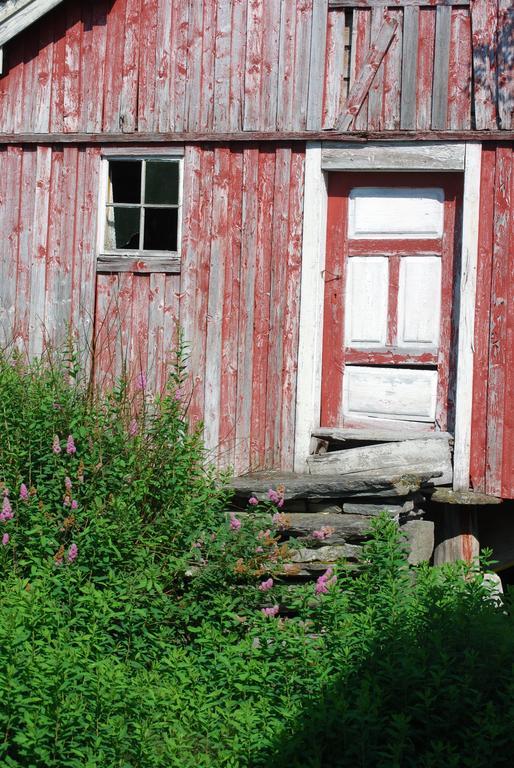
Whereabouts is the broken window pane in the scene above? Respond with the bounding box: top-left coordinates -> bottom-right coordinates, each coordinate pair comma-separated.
109,161 -> 142,204
145,161 -> 179,205
143,208 -> 178,251
105,207 -> 140,250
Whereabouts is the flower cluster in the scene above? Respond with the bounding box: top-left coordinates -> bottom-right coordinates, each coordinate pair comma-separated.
261,604 -> 279,618
311,526 -> 336,541
315,567 -> 337,595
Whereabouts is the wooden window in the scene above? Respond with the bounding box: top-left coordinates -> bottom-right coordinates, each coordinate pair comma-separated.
97,155 -> 183,273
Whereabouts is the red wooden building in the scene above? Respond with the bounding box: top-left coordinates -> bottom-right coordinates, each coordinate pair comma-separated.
0,0 -> 513,563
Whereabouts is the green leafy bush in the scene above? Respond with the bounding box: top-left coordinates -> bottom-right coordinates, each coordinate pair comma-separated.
1,349 -> 514,767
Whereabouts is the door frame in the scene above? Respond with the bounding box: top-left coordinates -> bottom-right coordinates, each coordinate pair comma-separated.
294,140 -> 482,491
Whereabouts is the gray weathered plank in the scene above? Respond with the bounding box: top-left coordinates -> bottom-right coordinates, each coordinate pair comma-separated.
307,438 -> 453,485
329,1 -> 469,7
96,255 -> 181,273
400,6 -> 419,129
343,500 -> 415,515
429,488 -> 502,505
312,427 -> 452,443
230,471 -> 438,500
307,0 -> 329,130
431,5 -> 452,129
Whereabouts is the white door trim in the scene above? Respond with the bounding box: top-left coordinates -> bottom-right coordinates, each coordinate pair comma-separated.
294,140 -> 482,491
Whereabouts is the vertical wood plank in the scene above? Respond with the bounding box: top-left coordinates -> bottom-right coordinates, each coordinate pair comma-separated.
14,149 -> 36,352
276,0 -> 297,131
416,7 -> 436,130
102,0 -> 126,132
0,149 -> 19,345
250,148 -> 274,468
219,149 -> 243,468
185,0 -> 204,131
486,146 -> 511,496
235,147 -> 258,474
447,8 -> 472,130
280,147 -> 304,469
55,147 -> 78,344
293,142 -> 327,472
82,1 -> 108,133
213,0 -> 232,131
63,2 -> 82,133
203,146 -> 229,457
497,1 -> 514,131
352,9 -> 371,130
77,147 -> 100,375
44,146 -> 64,347
266,147 -> 291,467
119,0 -> 141,133
170,0 -> 192,131
382,8 -> 402,130
31,16 -> 54,133
367,7 -> 386,131
94,273 -> 119,392
431,5 -> 452,130
470,0 -> 498,130
162,274 -> 180,390
470,146 -> 496,492
400,6 -> 419,130
147,272 -> 165,394
29,146 -> 52,358
228,0 -> 247,131
153,0 -> 172,131
70,148 -> 87,351
291,0 -> 314,131
49,7 -> 66,133
137,0 -> 158,132
307,0 -> 329,130
501,150 -> 514,496
322,8 -> 347,130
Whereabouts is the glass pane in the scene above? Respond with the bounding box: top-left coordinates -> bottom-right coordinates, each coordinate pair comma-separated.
144,161 -> 179,205
105,207 -> 140,250
143,208 -> 178,251
108,161 -> 142,204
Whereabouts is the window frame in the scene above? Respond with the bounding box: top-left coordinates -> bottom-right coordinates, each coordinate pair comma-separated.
97,148 -> 184,273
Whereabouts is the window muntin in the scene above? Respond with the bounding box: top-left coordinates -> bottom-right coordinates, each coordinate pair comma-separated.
103,158 -> 181,254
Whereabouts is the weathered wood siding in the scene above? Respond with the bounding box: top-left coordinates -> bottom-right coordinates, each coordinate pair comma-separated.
0,143 -> 305,474
0,0 -> 511,135
471,144 -> 514,499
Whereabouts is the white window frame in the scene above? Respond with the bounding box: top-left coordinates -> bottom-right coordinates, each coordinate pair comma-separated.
294,141 -> 481,493
97,147 -> 184,273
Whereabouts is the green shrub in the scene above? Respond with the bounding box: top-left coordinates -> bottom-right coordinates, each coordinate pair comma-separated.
1,348 -> 514,767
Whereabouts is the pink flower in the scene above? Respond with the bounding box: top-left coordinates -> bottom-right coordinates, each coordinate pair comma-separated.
52,435 -> 61,454
0,497 -> 13,522
19,483 -> 29,501
71,499 -> 78,510
2,533 -> 9,546
261,605 -> 279,618
272,512 -> 289,530
65,476 -> 72,492
174,387 -> 184,401
229,513 -> 241,531
136,372 -> 147,390
129,419 -> 138,436
312,526 -> 336,541
268,489 -> 280,504
258,578 -> 274,592
248,496 -> 259,506
315,567 -> 337,596
255,546 -> 264,553
66,435 -> 76,455
67,543 -> 78,563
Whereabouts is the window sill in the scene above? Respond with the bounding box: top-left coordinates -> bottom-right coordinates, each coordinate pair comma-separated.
96,253 -> 180,274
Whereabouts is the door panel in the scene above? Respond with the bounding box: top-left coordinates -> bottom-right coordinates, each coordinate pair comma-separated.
397,256 -> 441,348
343,367 -> 438,423
344,257 -> 388,347
321,172 -> 462,432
